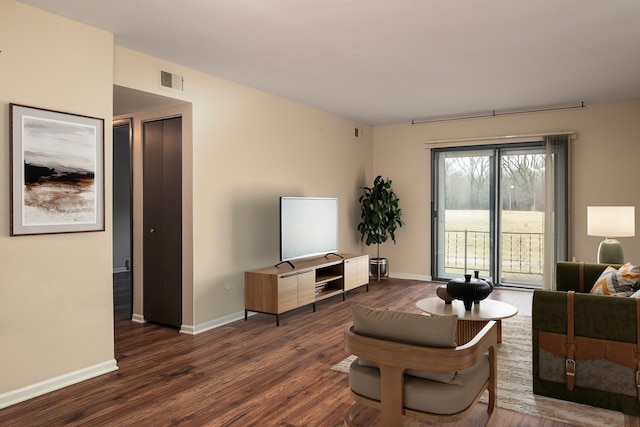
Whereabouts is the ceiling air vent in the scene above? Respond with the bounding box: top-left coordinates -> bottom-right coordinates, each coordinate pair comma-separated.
159,69 -> 184,92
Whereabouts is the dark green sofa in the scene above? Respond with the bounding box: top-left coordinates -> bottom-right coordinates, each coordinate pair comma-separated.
532,262 -> 640,416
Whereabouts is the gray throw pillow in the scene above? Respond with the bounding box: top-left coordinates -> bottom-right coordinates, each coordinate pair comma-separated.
351,304 -> 458,383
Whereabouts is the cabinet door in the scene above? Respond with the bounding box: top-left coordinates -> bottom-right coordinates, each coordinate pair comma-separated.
357,256 -> 369,285
345,256 -> 370,291
297,270 -> 315,306
245,273 -> 279,313
344,258 -> 359,291
278,275 -> 298,313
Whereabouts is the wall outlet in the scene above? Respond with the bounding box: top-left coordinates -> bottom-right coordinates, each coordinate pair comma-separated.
224,285 -> 235,295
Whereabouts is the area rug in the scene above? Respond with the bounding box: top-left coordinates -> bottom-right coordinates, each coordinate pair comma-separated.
332,315 -> 625,427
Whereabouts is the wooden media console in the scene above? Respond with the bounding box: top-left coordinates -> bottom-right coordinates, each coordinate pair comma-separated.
244,253 -> 369,326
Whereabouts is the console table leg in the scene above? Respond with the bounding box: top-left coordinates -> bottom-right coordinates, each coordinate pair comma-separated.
244,309 -> 248,321
276,314 -> 280,327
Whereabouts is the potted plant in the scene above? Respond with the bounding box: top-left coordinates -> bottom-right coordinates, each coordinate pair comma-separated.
357,175 -> 404,279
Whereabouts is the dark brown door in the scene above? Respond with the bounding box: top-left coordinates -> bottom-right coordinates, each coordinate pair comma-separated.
143,117 -> 182,327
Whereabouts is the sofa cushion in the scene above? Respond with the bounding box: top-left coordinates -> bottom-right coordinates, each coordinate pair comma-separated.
556,261 -> 622,293
590,263 -> 640,296
351,304 -> 458,383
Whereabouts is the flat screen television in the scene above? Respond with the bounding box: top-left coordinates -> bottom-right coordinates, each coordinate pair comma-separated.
280,197 -> 338,264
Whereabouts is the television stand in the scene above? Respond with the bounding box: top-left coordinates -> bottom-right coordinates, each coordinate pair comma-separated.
245,253 -> 369,326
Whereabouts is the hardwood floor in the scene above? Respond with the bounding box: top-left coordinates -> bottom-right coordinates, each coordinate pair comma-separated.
0,277 -> 575,427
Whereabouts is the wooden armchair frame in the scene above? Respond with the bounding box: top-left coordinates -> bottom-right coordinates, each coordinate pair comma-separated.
343,320 -> 497,427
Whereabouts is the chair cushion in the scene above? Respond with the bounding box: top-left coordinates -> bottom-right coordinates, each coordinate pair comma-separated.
351,304 -> 459,383
356,357 -> 456,384
349,355 -> 490,415
351,304 -> 457,347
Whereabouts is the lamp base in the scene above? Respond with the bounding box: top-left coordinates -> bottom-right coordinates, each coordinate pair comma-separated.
597,238 -> 624,264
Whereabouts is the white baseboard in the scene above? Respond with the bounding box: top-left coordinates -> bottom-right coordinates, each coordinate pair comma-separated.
389,272 -> 432,281
182,310 -> 247,335
180,324 -> 195,335
131,313 -> 145,323
0,359 -> 118,410
131,312 -> 245,335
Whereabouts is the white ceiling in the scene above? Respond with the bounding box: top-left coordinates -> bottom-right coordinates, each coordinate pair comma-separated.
19,0 -> 640,125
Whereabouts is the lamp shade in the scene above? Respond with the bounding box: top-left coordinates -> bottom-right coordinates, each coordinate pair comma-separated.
587,206 -> 635,238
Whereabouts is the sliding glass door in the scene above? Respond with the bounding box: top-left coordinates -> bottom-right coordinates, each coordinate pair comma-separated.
432,149 -> 495,281
431,140 -> 568,288
499,148 -> 546,286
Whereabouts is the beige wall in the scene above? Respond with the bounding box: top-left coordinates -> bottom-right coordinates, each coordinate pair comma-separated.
372,99 -> 640,279
114,47 -> 372,330
0,1 -> 115,402
1,0 -> 371,406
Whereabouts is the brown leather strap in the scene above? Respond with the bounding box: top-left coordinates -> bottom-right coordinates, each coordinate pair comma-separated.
578,262 -> 585,293
636,298 -> 640,400
566,291 -> 576,390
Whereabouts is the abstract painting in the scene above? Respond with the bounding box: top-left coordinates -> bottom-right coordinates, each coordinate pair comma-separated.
10,104 -> 104,235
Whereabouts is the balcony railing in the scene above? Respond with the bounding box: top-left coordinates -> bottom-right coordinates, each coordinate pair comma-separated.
444,229 -> 543,284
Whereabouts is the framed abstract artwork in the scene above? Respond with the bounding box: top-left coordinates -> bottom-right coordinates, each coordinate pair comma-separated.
10,104 -> 105,235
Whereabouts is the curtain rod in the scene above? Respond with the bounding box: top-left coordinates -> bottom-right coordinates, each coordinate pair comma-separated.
425,131 -> 576,146
412,102 -> 585,125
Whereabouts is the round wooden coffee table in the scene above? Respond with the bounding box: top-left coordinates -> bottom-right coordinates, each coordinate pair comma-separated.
416,297 -> 518,344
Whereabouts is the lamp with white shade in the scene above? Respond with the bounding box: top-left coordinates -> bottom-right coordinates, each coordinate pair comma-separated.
587,206 -> 635,264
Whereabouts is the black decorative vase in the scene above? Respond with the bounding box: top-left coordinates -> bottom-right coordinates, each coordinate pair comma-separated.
446,271 -> 492,311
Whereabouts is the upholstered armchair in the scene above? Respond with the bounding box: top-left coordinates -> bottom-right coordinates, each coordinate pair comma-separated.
343,304 -> 497,427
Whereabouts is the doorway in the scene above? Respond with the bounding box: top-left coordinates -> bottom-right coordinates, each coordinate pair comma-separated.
113,85 -> 192,332
112,119 -> 133,318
